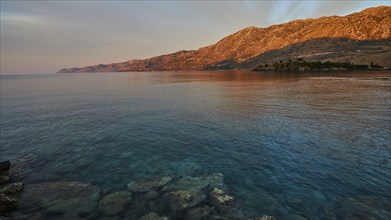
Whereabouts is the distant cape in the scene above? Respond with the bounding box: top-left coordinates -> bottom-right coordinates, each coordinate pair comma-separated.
58,6 -> 391,73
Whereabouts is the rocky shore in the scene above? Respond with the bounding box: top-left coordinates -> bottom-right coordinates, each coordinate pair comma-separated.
0,160 -> 24,215
0,160 -> 274,220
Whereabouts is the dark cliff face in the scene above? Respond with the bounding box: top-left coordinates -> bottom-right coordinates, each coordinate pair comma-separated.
58,6 -> 391,73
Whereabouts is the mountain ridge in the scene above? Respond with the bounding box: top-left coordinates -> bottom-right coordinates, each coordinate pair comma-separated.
58,6 -> 391,73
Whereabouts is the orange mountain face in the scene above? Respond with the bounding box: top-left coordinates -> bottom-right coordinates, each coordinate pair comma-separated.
58,6 -> 391,73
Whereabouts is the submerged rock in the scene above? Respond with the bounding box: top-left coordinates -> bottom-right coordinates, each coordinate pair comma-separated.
140,212 -> 168,220
148,198 -> 170,215
122,196 -> 149,219
165,190 -> 206,211
0,174 -> 9,184
0,161 -> 10,184
250,215 -> 275,220
162,173 -> 224,192
18,181 -> 101,218
209,187 -> 240,216
0,183 -> 24,195
98,191 -> 132,216
0,194 -> 17,213
0,161 -> 10,173
128,176 -> 173,192
0,161 -> 22,214
210,188 -> 233,205
185,205 -> 213,220
143,190 -> 159,200
8,153 -> 38,180
98,216 -> 122,220
280,214 -> 308,220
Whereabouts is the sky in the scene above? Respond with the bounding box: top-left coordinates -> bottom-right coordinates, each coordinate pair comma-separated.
0,0 -> 389,74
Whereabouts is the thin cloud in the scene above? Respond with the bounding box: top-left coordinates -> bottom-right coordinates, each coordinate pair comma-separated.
267,0 -> 324,24
1,13 -> 42,25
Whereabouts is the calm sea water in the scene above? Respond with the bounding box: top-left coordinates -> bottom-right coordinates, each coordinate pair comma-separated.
1,71 -> 390,219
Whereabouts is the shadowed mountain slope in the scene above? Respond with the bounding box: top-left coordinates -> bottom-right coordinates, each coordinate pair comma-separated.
211,38 -> 391,70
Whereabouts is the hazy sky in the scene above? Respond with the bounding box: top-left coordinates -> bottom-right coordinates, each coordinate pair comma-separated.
0,0 -> 389,74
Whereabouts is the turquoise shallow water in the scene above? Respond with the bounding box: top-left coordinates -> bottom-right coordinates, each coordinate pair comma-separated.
1,71 -> 391,219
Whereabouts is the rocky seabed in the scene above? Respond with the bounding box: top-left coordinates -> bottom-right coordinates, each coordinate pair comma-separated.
0,160 -> 274,220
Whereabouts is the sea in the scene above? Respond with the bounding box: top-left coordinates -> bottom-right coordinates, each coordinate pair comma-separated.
1,71 -> 390,220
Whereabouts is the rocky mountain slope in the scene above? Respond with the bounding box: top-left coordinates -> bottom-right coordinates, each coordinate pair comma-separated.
58,6 -> 391,73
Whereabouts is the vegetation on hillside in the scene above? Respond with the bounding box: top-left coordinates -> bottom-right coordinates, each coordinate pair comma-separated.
252,59 -> 384,71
